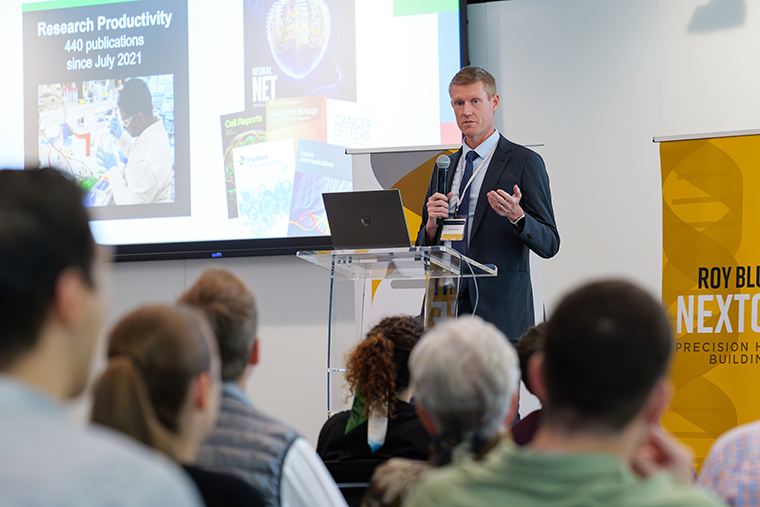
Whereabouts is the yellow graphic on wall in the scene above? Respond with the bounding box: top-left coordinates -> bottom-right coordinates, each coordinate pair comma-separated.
660,133 -> 760,468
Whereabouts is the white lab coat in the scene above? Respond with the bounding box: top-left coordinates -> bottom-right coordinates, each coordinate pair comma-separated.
109,120 -> 173,205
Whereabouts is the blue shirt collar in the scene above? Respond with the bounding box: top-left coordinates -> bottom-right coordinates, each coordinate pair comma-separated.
0,376 -> 65,419
463,129 -> 500,161
222,381 -> 255,408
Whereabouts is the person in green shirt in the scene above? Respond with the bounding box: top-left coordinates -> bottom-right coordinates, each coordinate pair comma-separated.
405,280 -> 726,507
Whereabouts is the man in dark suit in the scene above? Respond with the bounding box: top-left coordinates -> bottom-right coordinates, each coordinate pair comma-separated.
416,66 -> 559,342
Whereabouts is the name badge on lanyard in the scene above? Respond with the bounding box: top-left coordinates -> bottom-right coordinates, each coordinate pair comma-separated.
440,218 -> 466,241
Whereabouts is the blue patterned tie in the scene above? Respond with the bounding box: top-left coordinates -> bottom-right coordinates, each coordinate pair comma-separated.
452,150 -> 479,256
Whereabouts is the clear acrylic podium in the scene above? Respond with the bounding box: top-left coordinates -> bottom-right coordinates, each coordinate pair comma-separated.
296,246 -> 497,416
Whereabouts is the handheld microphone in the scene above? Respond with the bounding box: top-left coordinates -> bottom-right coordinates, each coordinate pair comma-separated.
435,155 -> 451,225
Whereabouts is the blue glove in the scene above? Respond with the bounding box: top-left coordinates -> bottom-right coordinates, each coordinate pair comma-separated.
97,148 -> 118,170
109,116 -> 123,139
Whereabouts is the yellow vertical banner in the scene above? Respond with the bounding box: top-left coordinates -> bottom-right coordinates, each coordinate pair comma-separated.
660,133 -> 760,467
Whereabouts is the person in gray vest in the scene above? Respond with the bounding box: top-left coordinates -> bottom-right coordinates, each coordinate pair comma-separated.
180,268 -> 347,507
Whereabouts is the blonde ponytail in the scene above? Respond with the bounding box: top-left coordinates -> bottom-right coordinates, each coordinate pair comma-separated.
90,356 -> 171,456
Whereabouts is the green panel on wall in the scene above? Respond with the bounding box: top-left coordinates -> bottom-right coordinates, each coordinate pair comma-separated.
393,0 -> 458,17
24,0 -> 140,12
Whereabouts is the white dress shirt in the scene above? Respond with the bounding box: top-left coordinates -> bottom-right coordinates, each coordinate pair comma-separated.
448,129 -> 500,240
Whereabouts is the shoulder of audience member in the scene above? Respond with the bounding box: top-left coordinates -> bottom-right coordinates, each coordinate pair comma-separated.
215,399 -> 302,440
319,410 -> 349,432
183,464 -> 265,506
657,487 -> 728,507
87,424 -> 202,504
403,466 -> 727,507
401,455 -> 484,507
703,419 -> 760,464
634,472 -> 728,507
371,458 -> 431,493
698,419 -> 760,497
363,458 -> 430,507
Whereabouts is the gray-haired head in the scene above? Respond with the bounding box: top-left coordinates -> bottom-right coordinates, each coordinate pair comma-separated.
410,316 -> 520,441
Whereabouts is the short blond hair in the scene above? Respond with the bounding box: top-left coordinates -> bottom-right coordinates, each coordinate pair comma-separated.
179,269 -> 257,382
449,66 -> 498,99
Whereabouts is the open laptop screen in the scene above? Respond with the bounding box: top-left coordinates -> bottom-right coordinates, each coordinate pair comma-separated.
322,190 -> 412,249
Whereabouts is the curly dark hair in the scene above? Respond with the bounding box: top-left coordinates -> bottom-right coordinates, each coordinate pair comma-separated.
345,315 -> 424,418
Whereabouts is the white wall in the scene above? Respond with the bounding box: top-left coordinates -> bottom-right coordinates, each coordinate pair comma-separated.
90,0 -> 760,444
472,0 -> 662,308
658,0 -> 760,136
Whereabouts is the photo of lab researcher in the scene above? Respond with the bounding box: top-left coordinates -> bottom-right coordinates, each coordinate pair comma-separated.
97,78 -> 173,205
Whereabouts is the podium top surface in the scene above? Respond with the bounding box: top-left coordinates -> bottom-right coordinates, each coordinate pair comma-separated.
296,246 -> 498,281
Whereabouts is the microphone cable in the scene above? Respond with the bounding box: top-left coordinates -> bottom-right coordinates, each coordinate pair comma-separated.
461,253 -> 481,317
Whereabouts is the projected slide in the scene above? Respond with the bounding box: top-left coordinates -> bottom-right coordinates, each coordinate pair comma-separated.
11,0 -> 463,250
289,138 -> 351,237
38,75 -> 175,208
219,0 -> 359,231
234,137 -> 296,238
245,0 -> 356,106
23,0 -> 189,220
221,110 -> 267,219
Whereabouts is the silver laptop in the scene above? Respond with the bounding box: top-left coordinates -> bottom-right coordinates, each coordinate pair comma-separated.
322,189 -> 412,249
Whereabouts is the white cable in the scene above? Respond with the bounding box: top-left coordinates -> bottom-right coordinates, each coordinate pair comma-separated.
461,254 -> 480,317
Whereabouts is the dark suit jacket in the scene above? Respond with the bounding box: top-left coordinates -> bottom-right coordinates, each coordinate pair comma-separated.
416,134 -> 559,342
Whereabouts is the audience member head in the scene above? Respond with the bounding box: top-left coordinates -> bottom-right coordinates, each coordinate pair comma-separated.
91,304 -> 221,464
449,65 -> 498,99
345,315 -> 424,418
410,317 -> 520,459
0,167 -> 103,399
537,280 -> 674,435
178,268 -> 258,383
515,322 -> 547,400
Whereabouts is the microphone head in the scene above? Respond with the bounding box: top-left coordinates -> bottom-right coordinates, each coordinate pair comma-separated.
436,154 -> 451,170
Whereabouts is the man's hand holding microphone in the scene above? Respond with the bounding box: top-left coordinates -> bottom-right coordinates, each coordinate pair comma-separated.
425,155 -> 452,242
